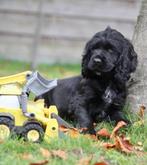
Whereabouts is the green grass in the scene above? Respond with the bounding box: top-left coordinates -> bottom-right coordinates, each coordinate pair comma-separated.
0,59 -> 147,165
0,59 -> 80,78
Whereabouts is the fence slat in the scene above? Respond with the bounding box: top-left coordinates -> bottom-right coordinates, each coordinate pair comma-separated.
0,0 -> 141,64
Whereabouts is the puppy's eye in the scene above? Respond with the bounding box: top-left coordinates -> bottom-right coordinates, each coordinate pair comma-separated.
108,48 -> 113,53
105,45 -> 113,52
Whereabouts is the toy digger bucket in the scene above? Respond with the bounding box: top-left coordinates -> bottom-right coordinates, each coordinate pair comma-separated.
24,71 -> 57,96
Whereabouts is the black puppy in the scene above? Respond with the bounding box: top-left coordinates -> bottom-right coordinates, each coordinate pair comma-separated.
36,27 -> 137,133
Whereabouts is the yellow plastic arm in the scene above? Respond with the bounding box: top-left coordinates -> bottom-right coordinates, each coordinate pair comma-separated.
0,71 -> 32,85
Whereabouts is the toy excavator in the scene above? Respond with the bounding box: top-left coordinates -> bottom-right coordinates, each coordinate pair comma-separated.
0,71 -> 68,143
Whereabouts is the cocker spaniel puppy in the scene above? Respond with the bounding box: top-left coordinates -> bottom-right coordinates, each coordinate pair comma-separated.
36,27 -> 137,134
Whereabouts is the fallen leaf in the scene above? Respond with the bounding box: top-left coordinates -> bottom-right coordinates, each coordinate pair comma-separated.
20,153 -> 33,160
110,121 -> 127,138
30,160 -> 48,165
101,142 -> 115,149
138,105 -> 145,119
76,155 -> 93,165
97,128 -> 110,138
69,129 -> 80,138
101,135 -> 146,155
40,148 -> 51,158
94,161 -> 109,165
0,139 -> 4,144
59,125 -> 80,138
60,125 -> 98,140
114,135 -> 134,153
59,125 -> 69,133
52,150 -> 67,160
102,135 -> 134,153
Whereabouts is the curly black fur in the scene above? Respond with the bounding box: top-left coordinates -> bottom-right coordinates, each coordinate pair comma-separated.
37,27 -> 137,134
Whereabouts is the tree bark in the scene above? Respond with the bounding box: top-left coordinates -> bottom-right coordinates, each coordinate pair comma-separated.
128,0 -> 147,112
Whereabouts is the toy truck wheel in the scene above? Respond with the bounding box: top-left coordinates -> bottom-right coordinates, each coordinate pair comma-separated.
0,117 -> 14,140
22,123 -> 44,143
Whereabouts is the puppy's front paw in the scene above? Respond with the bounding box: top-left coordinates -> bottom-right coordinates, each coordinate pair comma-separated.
79,127 -> 96,135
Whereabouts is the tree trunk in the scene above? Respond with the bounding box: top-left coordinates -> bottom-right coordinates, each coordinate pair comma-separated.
128,0 -> 147,112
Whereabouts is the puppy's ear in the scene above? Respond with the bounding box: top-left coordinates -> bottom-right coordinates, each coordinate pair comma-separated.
114,39 -> 137,83
82,33 -> 101,77
129,45 -> 138,73
81,41 -> 93,77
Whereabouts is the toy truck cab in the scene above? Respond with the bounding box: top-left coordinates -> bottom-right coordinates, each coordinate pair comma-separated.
0,71 -> 58,142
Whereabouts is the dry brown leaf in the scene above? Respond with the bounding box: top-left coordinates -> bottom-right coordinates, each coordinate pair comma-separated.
114,135 -> 145,155
20,153 -> 33,160
102,135 -> 134,153
69,129 -> 80,138
59,125 -> 69,133
52,150 -> 67,160
0,139 -> 4,144
101,135 -> 146,155
97,128 -> 110,138
138,105 -> 146,119
60,125 -> 98,140
76,155 -> 93,165
29,160 -> 48,165
40,148 -> 51,158
93,161 -> 109,165
110,121 -> 127,138
114,135 -> 134,153
59,125 -> 80,138
101,142 -> 115,149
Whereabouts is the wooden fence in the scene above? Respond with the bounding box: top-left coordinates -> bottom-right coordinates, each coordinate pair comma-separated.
0,0 -> 141,65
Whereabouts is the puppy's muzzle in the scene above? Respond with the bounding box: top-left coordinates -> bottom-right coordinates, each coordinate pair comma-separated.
94,58 -> 102,66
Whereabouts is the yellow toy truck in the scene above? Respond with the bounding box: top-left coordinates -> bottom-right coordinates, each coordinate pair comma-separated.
0,71 -> 59,143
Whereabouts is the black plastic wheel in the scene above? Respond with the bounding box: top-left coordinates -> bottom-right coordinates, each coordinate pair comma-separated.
22,123 -> 44,142
0,117 -> 14,140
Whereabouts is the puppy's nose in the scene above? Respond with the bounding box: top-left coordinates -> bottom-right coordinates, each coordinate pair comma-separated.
94,58 -> 102,64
